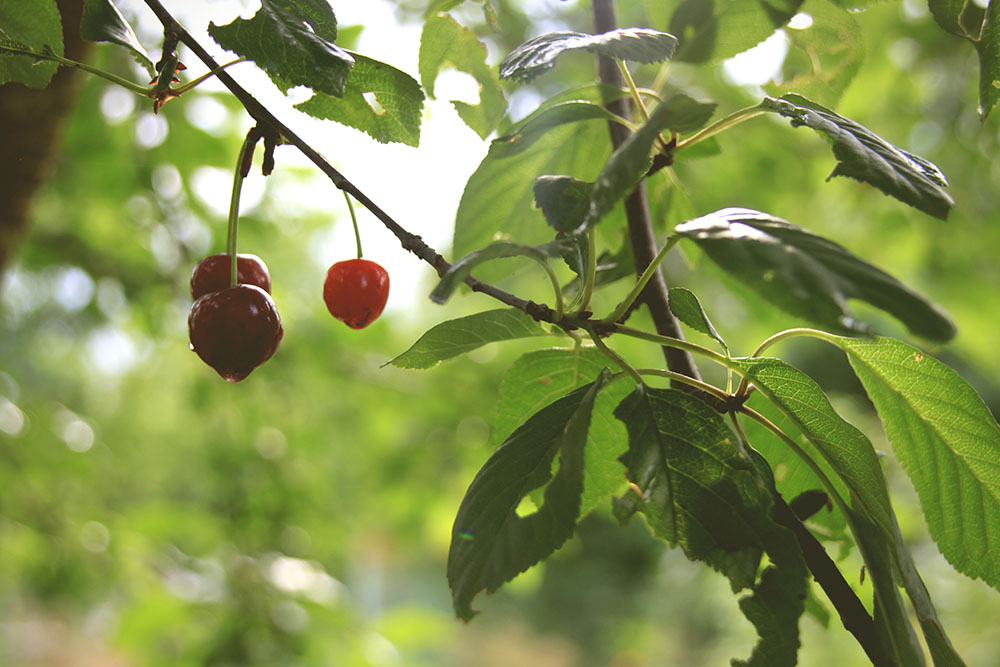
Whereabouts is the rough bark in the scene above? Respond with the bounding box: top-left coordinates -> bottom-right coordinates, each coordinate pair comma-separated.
0,0 -> 89,275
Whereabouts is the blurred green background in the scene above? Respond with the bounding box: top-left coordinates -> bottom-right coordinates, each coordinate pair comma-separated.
1,1 -> 999,665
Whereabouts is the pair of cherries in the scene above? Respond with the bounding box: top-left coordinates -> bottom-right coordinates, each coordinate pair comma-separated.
188,254 -> 389,381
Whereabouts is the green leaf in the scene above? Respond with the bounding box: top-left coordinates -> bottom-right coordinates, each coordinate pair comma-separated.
208,0 -> 354,97
386,308 -> 549,369
613,387 -> 807,665
431,239 -> 569,305
533,175 -> 594,233
492,348 -> 632,514
448,373 -> 611,620
498,28 -> 678,82
659,93 -> 718,134
670,0 -> 804,64
419,13 -> 506,138
452,119 -> 612,277
668,287 -> 728,352
492,101 -> 620,158
761,94 -> 955,219
81,0 -> 154,76
974,3 -> 1000,119
0,0 -> 61,88
674,207 -> 957,342
833,335 -> 1000,592
766,0 -> 865,106
294,52 -> 424,146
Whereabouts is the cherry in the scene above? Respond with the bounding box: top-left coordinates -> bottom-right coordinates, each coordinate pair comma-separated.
190,253 -> 271,300
323,258 -> 390,329
188,284 -> 283,382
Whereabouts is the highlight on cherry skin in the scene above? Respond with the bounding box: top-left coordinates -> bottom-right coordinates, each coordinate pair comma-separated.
323,258 -> 390,329
188,284 -> 283,382
190,252 -> 271,299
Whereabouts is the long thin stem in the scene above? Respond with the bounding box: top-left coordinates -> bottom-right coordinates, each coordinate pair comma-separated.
344,191 -> 363,259
586,327 -> 644,385
226,130 -> 257,285
0,43 -> 150,95
735,327 -> 838,399
616,59 -> 650,122
675,104 -> 769,152
173,57 -> 249,94
635,368 -> 730,402
601,235 -> 679,325
612,323 -> 730,367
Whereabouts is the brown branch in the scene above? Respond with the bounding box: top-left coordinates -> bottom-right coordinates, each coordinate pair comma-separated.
591,0 -> 701,381
140,0 -> 556,323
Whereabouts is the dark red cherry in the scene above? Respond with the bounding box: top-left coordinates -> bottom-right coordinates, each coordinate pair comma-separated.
188,284 -> 283,382
190,253 -> 271,300
322,258 -> 390,329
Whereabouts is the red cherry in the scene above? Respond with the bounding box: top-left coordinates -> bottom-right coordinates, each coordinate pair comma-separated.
188,284 -> 283,382
190,253 -> 271,300
323,258 -> 390,329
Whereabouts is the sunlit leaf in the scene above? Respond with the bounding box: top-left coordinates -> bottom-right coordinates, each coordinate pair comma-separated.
761,94 -> 955,219
419,13 -> 506,138
448,373 -> 610,620
295,52 -> 424,146
766,0 -> 864,106
81,0 -> 154,76
499,28 -> 678,82
208,0 -> 354,97
674,208 -> 956,341
834,335 -> 1000,592
670,0 -> 804,64
387,308 -> 549,369
0,0 -> 61,88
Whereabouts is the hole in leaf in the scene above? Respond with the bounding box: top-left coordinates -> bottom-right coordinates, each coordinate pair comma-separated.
362,92 -> 386,116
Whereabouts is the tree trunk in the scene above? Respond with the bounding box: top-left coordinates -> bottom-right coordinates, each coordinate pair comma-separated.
0,0 -> 89,275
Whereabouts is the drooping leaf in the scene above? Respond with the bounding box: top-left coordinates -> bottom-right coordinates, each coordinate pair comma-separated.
658,93 -> 718,133
493,348 -> 632,514
498,28 -> 678,82
0,0 -> 62,88
670,0 -> 805,64
761,94 -> 955,219
668,287 -> 728,352
833,335 -> 1000,592
430,239 -> 570,305
386,308 -> 549,369
448,373 -> 610,620
766,0 -> 865,106
613,387 -> 807,665
80,0 -> 154,76
674,207 -> 957,341
419,13 -> 506,138
294,52 -> 424,146
208,0 -> 354,97
492,101 -> 620,158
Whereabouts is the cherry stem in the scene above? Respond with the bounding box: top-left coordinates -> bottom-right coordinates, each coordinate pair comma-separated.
227,130 -> 258,286
344,191 -> 363,259
600,235 -> 679,325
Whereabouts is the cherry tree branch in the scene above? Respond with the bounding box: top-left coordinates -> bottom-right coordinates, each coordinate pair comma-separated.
592,0 -> 701,381
140,0 -> 556,323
